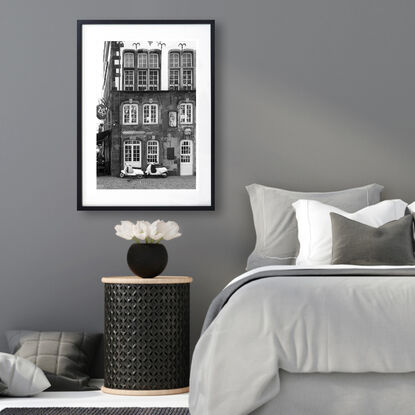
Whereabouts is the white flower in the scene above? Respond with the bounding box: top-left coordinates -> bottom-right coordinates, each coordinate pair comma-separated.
115,220 -> 182,243
133,221 -> 151,240
148,220 -> 164,241
114,221 -> 136,240
156,220 -> 182,241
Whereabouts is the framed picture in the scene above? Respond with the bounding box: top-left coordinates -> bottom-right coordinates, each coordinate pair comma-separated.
77,20 -> 214,210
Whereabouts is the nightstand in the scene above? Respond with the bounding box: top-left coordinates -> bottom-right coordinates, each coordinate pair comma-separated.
101,276 -> 193,396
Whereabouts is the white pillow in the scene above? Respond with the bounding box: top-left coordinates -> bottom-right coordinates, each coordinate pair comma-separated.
0,352 -> 50,396
293,199 -> 408,266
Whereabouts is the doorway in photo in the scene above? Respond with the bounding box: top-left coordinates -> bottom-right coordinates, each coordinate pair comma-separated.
124,140 -> 142,169
180,139 -> 193,176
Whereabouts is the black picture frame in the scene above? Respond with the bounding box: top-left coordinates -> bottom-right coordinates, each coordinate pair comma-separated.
77,20 -> 215,211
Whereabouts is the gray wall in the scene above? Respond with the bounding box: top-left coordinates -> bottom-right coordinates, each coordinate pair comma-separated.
1,0 -> 415,370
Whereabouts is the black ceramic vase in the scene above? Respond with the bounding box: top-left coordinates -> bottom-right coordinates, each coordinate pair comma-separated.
127,243 -> 168,278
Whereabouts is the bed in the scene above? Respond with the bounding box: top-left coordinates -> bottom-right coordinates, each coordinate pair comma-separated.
189,265 -> 415,415
188,183 -> 415,414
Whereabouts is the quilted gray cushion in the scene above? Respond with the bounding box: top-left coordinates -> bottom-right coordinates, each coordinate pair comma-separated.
0,352 -> 50,396
6,331 -> 102,391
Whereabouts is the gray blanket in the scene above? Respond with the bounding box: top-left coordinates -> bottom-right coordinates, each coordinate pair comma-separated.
191,267 -> 415,415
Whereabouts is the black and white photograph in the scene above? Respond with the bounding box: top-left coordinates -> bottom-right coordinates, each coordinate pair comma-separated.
78,21 -> 214,210
97,40 -> 197,189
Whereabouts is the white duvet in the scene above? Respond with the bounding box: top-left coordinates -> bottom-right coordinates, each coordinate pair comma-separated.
190,266 -> 415,415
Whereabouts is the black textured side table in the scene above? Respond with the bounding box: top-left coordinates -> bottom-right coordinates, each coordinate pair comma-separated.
101,276 -> 192,396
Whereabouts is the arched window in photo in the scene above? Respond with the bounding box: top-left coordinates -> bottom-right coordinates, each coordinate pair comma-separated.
149,53 -> 159,68
169,52 -> 180,90
123,103 -> 138,125
136,51 -> 160,90
143,103 -> 158,124
169,50 -> 195,90
123,51 -> 135,90
182,52 -> 193,67
179,103 -> 193,124
169,52 -> 180,67
137,53 -> 147,68
147,140 -> 159,164
123,52 -> 134,68
182,51 -> 194,90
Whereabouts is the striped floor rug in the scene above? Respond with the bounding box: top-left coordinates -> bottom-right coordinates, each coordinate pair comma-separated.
1,409 -> 189,415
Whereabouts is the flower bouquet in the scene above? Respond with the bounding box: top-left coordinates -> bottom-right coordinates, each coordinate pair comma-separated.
115,220 -> 181,278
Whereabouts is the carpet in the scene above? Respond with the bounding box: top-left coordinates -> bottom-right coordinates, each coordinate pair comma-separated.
1,409 -> 189,414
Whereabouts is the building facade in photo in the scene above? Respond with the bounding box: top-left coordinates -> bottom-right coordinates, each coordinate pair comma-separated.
97,40 -> 196,177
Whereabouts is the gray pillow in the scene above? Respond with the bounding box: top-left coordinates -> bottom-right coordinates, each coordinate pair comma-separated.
6,331 -> 102,391
331,213 -> 415,265
0,352 -> 50,396
246,183 -> 384,270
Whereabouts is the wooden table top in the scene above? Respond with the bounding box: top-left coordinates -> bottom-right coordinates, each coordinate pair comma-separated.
101,276 -> 193,284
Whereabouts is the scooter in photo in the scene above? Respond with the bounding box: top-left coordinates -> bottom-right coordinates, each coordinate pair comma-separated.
119,164 -> 144,179
145,163 -> 168,178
